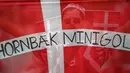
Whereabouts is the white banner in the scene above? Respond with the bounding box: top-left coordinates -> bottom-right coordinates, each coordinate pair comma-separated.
0,29 -> 130,59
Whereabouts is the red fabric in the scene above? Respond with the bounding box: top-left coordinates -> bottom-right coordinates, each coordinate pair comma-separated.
0,0 -> 129,73
0,1 -> 48,73
61,1 -> 130,73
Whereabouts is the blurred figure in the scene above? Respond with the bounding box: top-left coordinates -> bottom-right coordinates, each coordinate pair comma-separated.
62,3 -> 92,29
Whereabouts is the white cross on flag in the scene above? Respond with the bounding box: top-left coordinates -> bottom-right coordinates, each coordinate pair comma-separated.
0,0 -> 130,73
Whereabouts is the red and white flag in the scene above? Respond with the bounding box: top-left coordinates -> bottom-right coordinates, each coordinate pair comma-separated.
0,0 -> 130,73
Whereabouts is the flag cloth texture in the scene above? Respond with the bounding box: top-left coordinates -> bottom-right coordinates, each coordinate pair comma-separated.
0,0 -> 130,73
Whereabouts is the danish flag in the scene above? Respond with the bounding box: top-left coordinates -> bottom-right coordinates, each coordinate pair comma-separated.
0,0 -> 129,73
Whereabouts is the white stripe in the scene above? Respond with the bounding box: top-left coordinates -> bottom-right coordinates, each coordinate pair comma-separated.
40,0 -> 64,73
1,29 -> 130,59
